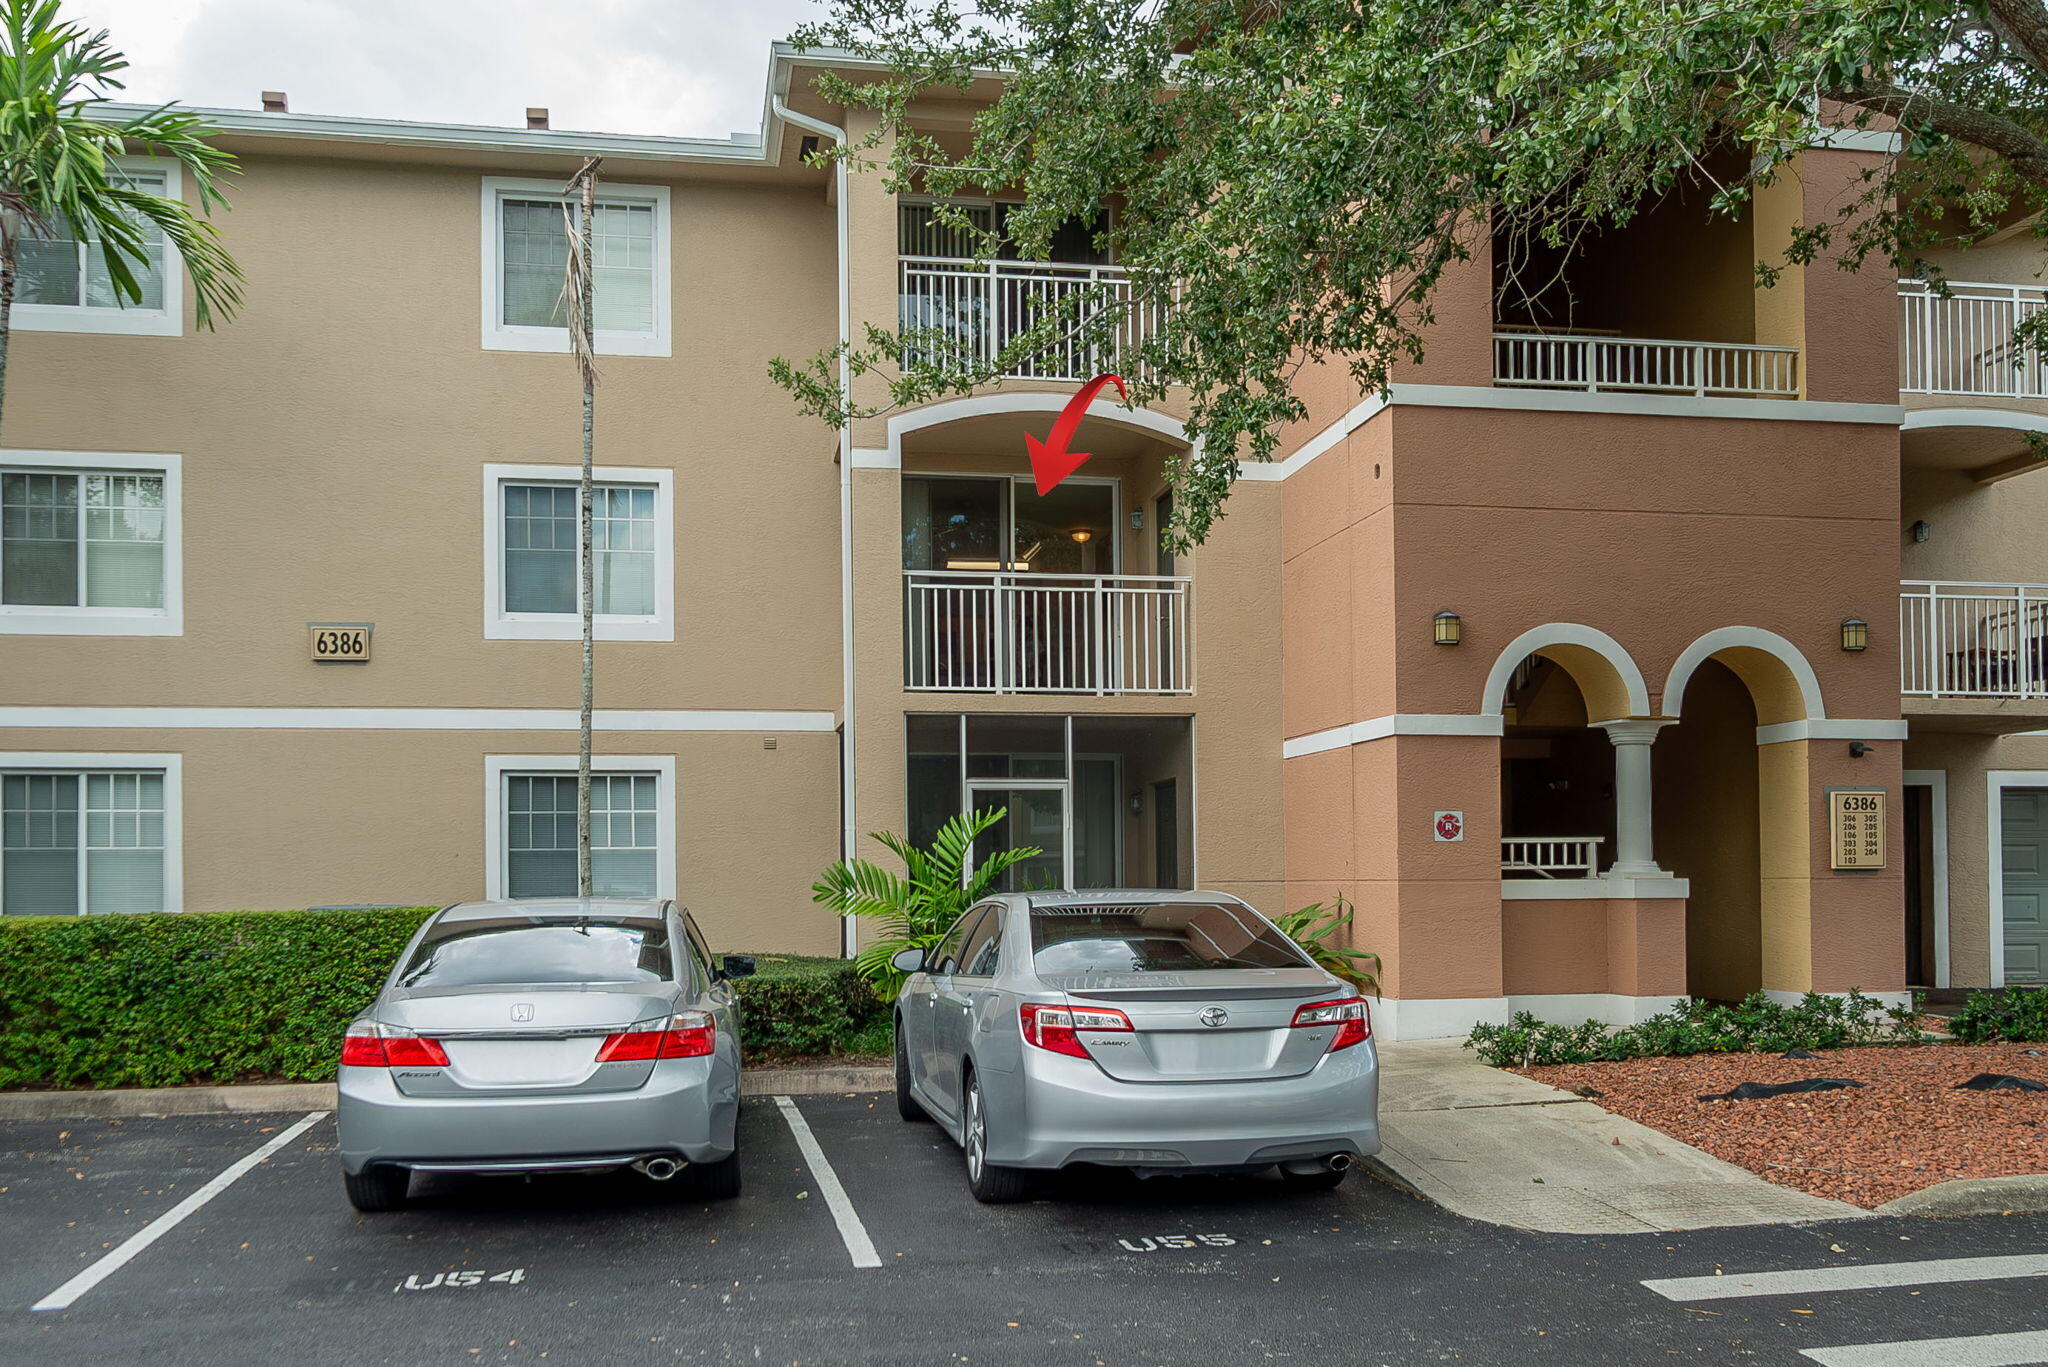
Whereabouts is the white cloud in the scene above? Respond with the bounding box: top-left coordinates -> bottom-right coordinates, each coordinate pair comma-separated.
69,0 -> 822,136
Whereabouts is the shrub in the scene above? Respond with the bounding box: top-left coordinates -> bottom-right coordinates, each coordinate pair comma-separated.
730,953 -> 889,1060
0,910 -> 889,1090
1465,990 -> 1927,1068
1948,987 -> 2048,1043
0,907 -> 435,1089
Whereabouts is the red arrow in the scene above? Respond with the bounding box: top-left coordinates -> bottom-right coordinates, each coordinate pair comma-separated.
1025,373 -> 1129,495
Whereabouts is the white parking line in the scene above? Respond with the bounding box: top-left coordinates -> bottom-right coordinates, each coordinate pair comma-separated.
1642,1253 -> 2048,1302
772,1096 -> 881,1269
1799,1329 -> 2048,1367
31,1111 -> 327,1312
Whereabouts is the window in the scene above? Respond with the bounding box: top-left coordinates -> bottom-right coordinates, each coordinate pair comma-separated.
399,915 -> 674,988
485,755 -> 676,902
481,177 -> 670,356
0,756 -> 181,915
483,464 -> 673,641
960,906 -> 1004,977
1028,902 -> 1310,975
928,906 -> 987,975
0,453 -> 181,635
15,160 -> 183,337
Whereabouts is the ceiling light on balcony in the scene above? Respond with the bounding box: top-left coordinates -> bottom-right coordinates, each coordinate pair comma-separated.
1841,618 -> 1869,652
1070,529 -> 1094,544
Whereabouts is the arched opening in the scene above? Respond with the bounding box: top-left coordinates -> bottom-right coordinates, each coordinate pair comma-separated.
1657,629 -> 1823,1000
1654,659 -> 1763,999
1498,651 -> 1628,879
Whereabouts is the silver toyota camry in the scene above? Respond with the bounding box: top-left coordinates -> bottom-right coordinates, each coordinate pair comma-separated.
890,890 -> 1380,1202
336,898 -> 749,1212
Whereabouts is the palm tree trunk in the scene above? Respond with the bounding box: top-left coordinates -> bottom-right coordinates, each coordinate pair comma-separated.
575,171 -> 596,899
0,218 -> 17,446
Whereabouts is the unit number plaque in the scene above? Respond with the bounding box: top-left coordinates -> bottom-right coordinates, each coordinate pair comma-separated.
1827,789 -> 1886,870
309,624 -> 372,662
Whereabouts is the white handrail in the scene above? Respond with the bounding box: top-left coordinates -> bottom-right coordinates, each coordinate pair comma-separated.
1899,579 -> 2048,699
903,569 -> 1193,695
1500,836 -> 1604,879
1493,331 -> 1799,397
898,257 -> 1163,382
1897,279 -> 2048,397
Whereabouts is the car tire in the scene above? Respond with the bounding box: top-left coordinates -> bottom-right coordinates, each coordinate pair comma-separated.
693,1148 -> 742,1200
1277,1164 -> 1349,1193
344,1165 -> 410,1212
961,1071 -> 1029,1204
894,1020 -> 928,1123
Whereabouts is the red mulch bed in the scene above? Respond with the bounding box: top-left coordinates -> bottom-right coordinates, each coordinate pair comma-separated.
1514,1043 -> 2048,1208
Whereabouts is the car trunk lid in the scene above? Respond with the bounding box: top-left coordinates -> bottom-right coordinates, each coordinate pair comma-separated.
1043,969 -> 1343,1082
378,988 -> 673,1097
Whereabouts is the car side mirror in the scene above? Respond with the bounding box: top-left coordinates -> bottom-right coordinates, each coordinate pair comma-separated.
720,954 -> 756,980
890,947 -> 927,974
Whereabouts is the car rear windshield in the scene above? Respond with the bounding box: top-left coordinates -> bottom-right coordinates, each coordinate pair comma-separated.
398,917 -> 674,989
1028,903 -> 1308,974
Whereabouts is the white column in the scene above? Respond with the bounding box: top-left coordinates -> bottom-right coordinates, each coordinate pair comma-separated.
1597,718 -> 1675,877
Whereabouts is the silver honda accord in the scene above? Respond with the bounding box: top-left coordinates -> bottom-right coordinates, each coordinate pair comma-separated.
336,899 -> 749,1211
890,890 -> 1380,1202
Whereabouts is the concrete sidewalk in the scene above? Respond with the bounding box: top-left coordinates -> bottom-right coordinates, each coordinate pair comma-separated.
1369,1039 -> 1869,1233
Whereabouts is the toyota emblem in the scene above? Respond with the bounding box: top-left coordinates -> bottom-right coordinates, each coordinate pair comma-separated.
510,1002 -> 534,1022
1198,1006 -> 1229,1028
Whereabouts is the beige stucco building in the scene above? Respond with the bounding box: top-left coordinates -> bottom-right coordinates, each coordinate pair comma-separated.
3,47 -> 2045,1036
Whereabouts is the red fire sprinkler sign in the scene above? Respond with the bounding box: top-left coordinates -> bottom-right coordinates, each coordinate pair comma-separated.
1434,810 -> 1464,842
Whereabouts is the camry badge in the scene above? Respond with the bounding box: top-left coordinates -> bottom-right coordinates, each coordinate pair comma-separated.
510,1002 -> 534,1022
1198,1006 -> 1229,1028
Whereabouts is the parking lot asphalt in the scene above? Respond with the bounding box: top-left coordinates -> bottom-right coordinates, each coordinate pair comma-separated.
3,1096 -> 2046,1367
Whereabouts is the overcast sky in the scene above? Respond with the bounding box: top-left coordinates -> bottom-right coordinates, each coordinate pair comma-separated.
72,1 -> 824,138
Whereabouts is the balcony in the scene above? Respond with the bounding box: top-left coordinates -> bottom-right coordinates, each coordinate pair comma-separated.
1898,281 -> 2048,397
903,570 -> 1191,695
1900,580 -> 2048,699
898,257 -> 1162,383
1500,836 -> 1605,880
1493,332 -> 1800,398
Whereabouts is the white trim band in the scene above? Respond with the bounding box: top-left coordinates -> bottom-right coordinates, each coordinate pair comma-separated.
1501,875 -> 1690,900
1368,992 -> 1686,1040
1756,719 -> 1908,745
1234,393 -> 1387,482
1283,712 -> 1505,759
0,707 -> 836,732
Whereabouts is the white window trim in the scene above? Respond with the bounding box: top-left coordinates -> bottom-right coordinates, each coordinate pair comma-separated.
479,176 -> 672,357
0,450 -> 182,636
0,752 -> 183,914
13,157 -> 185,338
483,753 -> 676,901
482,463 -> 675,642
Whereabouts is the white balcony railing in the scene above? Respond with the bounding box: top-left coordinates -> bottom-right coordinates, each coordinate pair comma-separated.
1500,836 -> 1604,879
898,256 -> 1163,382
1898,280 -> 2048,397
1900,580 -> 2048,699
1493,332 -> 1800,397
904,570 -> 1191,694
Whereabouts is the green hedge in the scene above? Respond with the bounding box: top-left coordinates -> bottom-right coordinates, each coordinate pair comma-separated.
0,908 -> 887,1090
1948,987 -> 2048,1043
1465,990 -> 1927,1067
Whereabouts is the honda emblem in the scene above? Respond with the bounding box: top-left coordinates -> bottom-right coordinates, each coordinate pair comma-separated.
510,1002 -> 534,1023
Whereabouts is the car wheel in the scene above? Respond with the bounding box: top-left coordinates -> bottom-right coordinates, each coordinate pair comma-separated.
1278,1164 -> 1349,1193
894,1019 -> 928,1123
693,1148 -> 742,1200
961,1071 -> 1029,1204
344,1165 -> 410,1212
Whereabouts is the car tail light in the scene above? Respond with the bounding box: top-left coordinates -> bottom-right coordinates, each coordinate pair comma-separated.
1291,997 -> 1371,1052
596,1012 -> 716,1062
1019,1002 -> 1132,1058
340,1022 -> 450,1068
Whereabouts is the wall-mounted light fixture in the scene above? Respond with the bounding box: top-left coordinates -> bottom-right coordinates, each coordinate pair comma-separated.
1129,790 -> 1143,815
1909,520 -> 1932,543
1070,529 -> 1094,544
1433,611 -> 1462,646
1848,741 -> 1872,759
1841,618 -> 1869,652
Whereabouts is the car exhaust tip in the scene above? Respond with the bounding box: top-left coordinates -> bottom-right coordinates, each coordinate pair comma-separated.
633,1157 -> 684,1181
1326,1153 -> 1353,1172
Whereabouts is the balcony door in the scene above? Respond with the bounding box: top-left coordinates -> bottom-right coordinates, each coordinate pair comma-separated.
965,779 -> 1070,892
904,475 -> 1119,693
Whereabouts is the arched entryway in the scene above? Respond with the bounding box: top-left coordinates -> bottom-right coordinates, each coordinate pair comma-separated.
1657,628 -> 1825,1000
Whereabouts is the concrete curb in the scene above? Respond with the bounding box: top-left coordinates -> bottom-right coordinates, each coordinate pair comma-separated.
0,1066 -> 895,1121
1875,1174 -> 2048,1217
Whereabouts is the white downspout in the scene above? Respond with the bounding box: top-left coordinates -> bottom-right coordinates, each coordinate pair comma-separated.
772,96 -> 857,959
